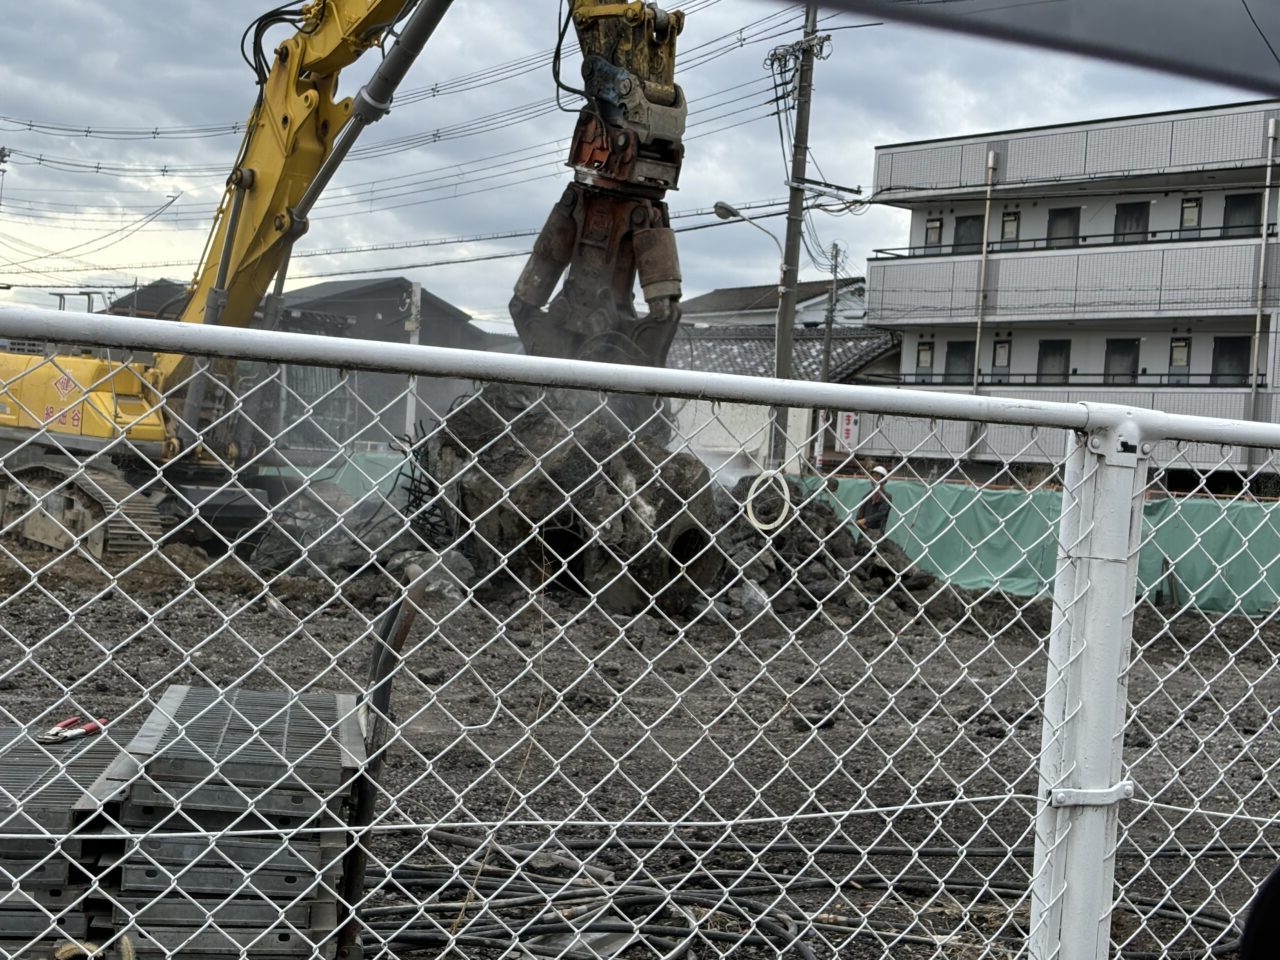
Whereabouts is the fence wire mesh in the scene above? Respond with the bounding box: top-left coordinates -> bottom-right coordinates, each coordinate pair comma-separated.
0,330 -> 1274,960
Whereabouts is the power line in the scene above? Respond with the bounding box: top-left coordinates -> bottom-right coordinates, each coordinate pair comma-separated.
0,79 -> 784,228
253,204 -> 799,279
0,199 -> 792,279
0,2 -> 821,291
1239,0 -> 1280,71
0,72 -> 777,220
0,0 -> 728,147
0,76 -> 777,217
0,196 -> 179,267
0,116 -> 245,141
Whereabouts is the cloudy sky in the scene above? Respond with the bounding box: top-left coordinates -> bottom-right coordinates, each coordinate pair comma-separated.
0,1 -> 1258,331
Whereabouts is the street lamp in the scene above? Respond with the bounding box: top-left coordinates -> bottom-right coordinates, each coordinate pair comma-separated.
713,202 -> 785,276
715,200 -> 792,469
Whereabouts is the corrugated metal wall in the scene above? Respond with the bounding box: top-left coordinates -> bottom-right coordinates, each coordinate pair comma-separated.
875,106 -> 1279,193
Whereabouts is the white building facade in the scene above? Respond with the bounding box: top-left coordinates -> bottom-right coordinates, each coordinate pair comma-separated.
862,100 -> 1280,476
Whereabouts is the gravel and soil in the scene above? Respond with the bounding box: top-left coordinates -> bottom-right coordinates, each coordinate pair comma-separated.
0,496 -> 1275,958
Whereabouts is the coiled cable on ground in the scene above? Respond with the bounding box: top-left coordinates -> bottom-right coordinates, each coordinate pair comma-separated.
350,832 -> 1250,959
745,469 -> 792,531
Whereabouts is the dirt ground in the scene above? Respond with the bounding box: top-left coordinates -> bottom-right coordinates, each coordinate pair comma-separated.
0,535 -> 1274,958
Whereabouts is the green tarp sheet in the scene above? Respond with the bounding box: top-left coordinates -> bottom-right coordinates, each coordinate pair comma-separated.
822,479 -> 1280,616
260,451 -> 408,498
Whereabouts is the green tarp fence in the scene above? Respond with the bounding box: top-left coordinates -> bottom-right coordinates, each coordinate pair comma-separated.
822,478 -> 1280,616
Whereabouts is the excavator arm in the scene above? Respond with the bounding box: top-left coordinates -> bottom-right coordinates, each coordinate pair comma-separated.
153,0 -> 452,451
511,0 -> 688,367
173,0 -> 415,343
0,0 -> 450,470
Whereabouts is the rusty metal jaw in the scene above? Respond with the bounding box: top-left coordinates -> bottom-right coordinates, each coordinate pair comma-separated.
511,184 -> 682,368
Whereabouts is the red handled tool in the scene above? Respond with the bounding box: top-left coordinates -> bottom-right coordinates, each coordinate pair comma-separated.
36,716 -> 108,744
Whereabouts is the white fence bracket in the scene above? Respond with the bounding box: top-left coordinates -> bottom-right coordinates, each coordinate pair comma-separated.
1050,781 -> 1137,808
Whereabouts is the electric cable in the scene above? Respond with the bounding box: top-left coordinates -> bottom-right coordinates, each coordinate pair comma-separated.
0,74 -> 780,230
0,197 -> 793,286
344,844 -> 1245,960
0,196 -> 179,268
746,471 -> 793,531
0,4 -> 800,186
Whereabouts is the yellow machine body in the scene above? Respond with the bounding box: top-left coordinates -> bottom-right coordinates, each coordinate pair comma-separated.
0,354 -> 164,444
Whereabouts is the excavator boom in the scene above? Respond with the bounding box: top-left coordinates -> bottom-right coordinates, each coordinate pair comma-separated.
177,0 -> 435,347
0,0 -> 454,557
153,0 -> 429,428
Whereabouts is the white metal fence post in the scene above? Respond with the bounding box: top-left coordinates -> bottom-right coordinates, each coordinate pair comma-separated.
1030,418 -> 1148,960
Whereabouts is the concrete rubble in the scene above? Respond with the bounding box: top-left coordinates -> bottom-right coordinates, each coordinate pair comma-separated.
418,384 -> 724,615
249,479 -> 474,601
248,399 -> 963,625
709,475 -> 966,623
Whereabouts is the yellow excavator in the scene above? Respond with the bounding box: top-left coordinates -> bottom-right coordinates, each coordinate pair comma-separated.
0,0 -> 687,557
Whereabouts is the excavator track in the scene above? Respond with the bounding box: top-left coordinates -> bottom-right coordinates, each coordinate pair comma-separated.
0,462 -> 167,559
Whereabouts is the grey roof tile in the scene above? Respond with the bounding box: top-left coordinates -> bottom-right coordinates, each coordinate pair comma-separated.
681,277 -> 863,315
667,325 -> 898,382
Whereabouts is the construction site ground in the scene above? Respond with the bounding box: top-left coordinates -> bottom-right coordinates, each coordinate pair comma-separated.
0,541 -> 1268,958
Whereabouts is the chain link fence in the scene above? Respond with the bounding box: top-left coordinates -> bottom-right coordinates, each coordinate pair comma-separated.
0,308 -> 1277,960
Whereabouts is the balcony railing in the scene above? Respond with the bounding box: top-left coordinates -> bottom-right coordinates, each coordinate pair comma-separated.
900,371 -> 1265,387
874,223 -> 1274,260
866,233 -> 1280,323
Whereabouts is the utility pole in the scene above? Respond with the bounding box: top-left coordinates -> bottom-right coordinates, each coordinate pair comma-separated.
404,280 -> 422,437
769,3 -> 820,467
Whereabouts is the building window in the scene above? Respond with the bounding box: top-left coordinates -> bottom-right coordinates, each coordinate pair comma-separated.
943,340 -> 975,384
1180,198 -> 1202,237
1047,207 -> 1081,248
1211,336 -> 1251,385
954,215 -> 984,255
924,218 -> 943,248
1169,336 -> 1191,384
1113,202 -> 1150,243
991,339 -> 1011,384
1104,338 -> 1140,384
1000,211 -> 1020,249
1224,194 -> 1262,238
1037,339 -> 1071,384
915,341 -> 934,382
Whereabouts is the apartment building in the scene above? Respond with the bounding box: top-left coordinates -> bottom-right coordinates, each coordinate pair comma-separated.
862,100 -> 1280,477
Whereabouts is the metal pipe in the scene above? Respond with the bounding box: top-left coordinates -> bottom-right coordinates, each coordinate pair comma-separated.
336,562 -> 428,958
814,242 -> 840,467
11,305 -> 1280,448
203,175 -> 251,327
293,0 -> 457,225
714,198 -> 798,468
1029,426 -> 1145,960
178,176 -> 252,440
404,280 -> 421,437
264,247 -> 293,447
1250,116 -> 1277,427
971,149 -> 998,392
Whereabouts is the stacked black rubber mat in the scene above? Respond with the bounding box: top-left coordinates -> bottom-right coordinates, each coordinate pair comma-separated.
0,685 -> 365,960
